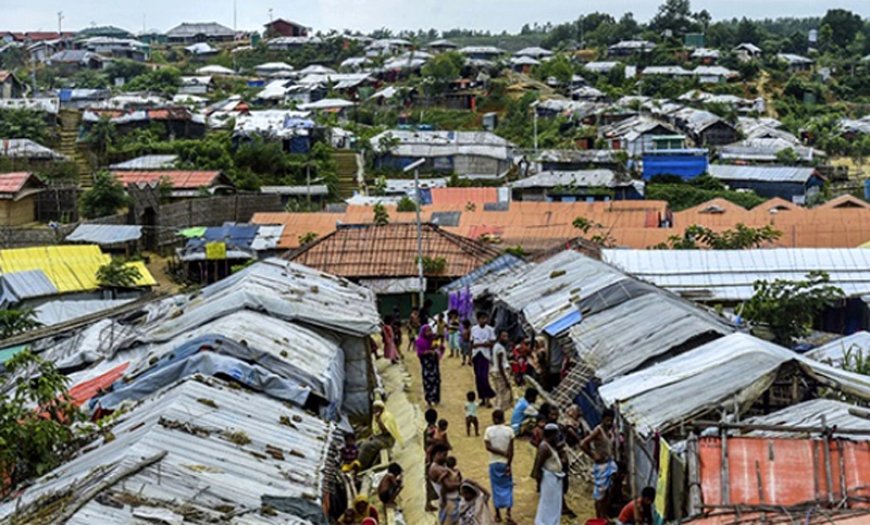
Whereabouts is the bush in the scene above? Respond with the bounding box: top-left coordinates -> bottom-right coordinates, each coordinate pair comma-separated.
397,196 -> 418,212
79,170 -> 130,219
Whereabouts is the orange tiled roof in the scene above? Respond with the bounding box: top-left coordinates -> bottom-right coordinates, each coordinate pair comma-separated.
112,171 -> 224,189
288,222 -> 500,278
429,187 -> 499,206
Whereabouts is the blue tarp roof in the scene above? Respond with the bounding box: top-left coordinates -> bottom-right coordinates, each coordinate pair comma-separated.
543,309 -> 583,336
642,153 -> 709,180
203,223 -> 260,250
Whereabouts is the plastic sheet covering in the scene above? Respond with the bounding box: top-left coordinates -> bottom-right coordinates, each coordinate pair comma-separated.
599,333 -> 870,436
122,309 -> 345,407
91,352 -> 312,410
33,299 -> 133,327
440,253 -> 528,295
570,293 -> 733,382
66,224 -> 143,245
68,362 -> 129,406
160,258 -> 381,338
0,379 -> 335,525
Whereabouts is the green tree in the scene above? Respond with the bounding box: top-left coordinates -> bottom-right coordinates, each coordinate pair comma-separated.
819,9 -> 863,50
123,66 -> 181,95
0,351 -> 84,493
573,216 -> 615,247
373,203 -> 390,225
103,59 -> 148,83
79,170 -> 130,219
653,223 -> 782,249
83,116 -> 117,166
421,51 -> 464,95
535,55 -> 575,86
96,258 -> 143,289
397,195 -> 418,212
0,108 -> 50,144
742,271 -> 845,346
775,147 -> 800,164
0,308 -> 41,339
70,69 -> 108,89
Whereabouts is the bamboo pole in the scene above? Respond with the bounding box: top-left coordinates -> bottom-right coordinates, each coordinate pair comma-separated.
721,427 -> 730,505
687,431 -> 703,517
821,415 -> 834,506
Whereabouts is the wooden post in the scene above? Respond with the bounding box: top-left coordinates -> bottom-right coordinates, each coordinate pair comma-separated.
720,428 -> 729,505
687,432 -> 703,517
812,439 -> 820,502
838,440 -> 848,505
628,429 -> 639,524
821,415 -> 834,506
755,460 -> 766,524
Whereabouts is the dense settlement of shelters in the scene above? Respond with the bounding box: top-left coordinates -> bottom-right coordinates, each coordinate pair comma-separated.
1,8 -> 870,525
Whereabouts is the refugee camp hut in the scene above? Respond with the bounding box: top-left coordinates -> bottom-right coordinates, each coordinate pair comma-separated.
0,377 -> 341,524
288,222 -> 499,313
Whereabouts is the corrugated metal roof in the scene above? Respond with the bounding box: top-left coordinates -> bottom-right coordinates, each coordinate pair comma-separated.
0,269 -> 57,305
510,169 -> 619,189
0,245 -> 156,293
0,378 -> 334,525
0,139 -> 66,159
743,399 -> 870,439
66,224 -> 143,245
109,154 -> 178,170
166,22 -> 234,38
807,331 -> 870,367
599,332 -> 870,436
602,248 -> 870,302
708,164 -> 817,183
570,292 -> 733,382
260,185 -> 329,196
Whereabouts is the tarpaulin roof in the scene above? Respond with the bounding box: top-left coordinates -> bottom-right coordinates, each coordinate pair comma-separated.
203,223 -> 259,248
66,224 -> 143,245
491,250 -> 623,332
68,362 -> 129,406
34,299 -> 133,327
118,309 -> 346,407
0,378 -> 334,525
149,258 -> 381,339
570,292 -> 733,382
599,333 -> 870,436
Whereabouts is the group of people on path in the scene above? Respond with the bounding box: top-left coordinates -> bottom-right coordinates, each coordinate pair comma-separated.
369,305 -> 659,525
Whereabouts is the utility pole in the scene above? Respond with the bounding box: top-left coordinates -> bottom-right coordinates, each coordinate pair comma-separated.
233,0 -> 238,31
404,158 -> 427,306
57,11 -> 64,35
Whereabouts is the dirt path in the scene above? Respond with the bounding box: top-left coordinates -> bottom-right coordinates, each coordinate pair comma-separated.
401,350 -> 596,524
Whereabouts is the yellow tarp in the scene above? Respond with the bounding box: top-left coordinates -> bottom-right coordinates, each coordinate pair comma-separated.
0,245 -> 156,293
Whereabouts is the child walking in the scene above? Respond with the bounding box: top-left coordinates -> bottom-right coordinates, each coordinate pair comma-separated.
465,391 -> 480,436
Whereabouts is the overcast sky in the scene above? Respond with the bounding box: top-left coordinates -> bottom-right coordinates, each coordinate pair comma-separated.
3,0 -> 867,34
